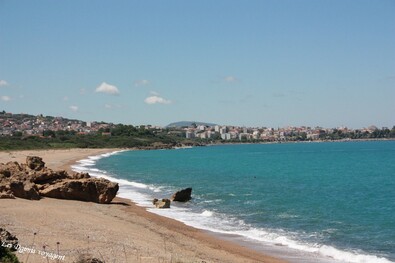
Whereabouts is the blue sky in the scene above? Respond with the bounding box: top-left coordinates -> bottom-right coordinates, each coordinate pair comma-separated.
1,0 -> 394,128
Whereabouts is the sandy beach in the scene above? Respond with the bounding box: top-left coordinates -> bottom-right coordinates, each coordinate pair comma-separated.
0,148 -> 285,263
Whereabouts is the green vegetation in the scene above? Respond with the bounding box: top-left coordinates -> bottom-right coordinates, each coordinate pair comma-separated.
0,247 -> 20,263
320,127 -> 395,141
0,124 -> 189,150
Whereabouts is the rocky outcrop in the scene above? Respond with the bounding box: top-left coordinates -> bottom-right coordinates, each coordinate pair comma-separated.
0,156 -> 118,204
30,168 -> 69,185
40,178 -> 118,204
171,187 -> 192,202
9,180 -> 41,200
153,198 -> 171,208
26,156 -> 45,171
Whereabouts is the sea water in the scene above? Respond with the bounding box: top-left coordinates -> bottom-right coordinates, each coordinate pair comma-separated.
72,141 -> 395,263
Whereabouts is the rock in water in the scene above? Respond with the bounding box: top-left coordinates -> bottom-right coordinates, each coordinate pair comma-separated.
39,178 -> 119,204
26,156 -> 45,171
171,187 -> 192,202
153,198 -> 171,208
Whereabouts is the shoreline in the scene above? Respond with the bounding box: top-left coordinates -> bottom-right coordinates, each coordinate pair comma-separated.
0,148 -> 285,263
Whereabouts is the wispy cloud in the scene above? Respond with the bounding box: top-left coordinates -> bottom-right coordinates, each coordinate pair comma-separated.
95,82 -> 120,95
149,91 -> 160,96
1,95 -> 11,102
63,96 -> 69,101
0,80 -> 9,87
144,93 -> 172,105
69,105 -> 79,112
134,79 -> 150,87
223,76 -> 239,83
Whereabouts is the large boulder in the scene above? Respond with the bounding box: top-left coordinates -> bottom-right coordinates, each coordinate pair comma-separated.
39,178 -> 119,204
8,180 -> 41,200
26,156 -> 45,171
153,198 -> 171,208
171,187 -> 192,202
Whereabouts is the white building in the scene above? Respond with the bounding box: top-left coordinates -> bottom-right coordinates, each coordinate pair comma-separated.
221,133 -> 231,140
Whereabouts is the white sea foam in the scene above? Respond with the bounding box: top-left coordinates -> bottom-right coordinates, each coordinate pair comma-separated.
72,150 -> 394,263
201,210 -> 214,217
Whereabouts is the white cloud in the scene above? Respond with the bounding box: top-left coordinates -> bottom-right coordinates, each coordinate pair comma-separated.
0,80 -> 9,87
134,79 -> 150,87
95,82 -> 120,95
224,76 -> 238,83
144,95 -> 172,105
1,95 -> 11,101
63,96 -> 69,101
104,104 -> 112,109
69,105 -> 79,112
150,91 -> 160,96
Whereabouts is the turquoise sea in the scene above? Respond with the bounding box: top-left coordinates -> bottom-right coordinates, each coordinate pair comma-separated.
73,141 -> 395,263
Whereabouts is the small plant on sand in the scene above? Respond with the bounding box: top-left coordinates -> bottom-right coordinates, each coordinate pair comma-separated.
42,245 -> 50,263
56,241 -> 61,263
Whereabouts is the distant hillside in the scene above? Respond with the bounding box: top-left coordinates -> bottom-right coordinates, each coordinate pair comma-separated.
167,121 -> 218,128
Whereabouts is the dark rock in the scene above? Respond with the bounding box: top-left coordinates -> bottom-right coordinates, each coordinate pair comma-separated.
171,187 -> 192,202
9,181 -> 41,200
153,198 -> 171,208
39,178 -> 119,204
26,156 -> 45,171
152,198 -> 159,205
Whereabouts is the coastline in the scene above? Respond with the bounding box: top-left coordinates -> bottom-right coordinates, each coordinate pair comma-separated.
0,148 -> 285,263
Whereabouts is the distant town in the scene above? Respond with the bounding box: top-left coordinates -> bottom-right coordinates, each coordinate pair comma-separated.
1,111 -> 394,143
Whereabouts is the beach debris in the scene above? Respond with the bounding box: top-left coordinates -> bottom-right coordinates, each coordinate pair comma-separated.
0,156 -> 119,204
171,187 -> 192,202
153,198 -> 171,208
26,156 -> 46,171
